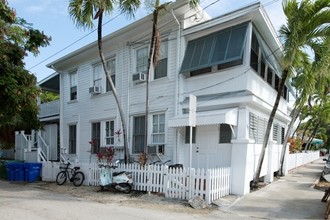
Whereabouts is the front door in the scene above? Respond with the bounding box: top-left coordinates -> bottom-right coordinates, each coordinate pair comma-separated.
193,125 -> 218,169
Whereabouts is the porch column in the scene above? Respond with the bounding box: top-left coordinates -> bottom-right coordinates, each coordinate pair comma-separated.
230,108 -> 251,195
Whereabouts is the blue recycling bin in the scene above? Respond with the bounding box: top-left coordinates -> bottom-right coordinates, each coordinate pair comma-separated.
5,162 -> 25,181
24,163 -> 42,182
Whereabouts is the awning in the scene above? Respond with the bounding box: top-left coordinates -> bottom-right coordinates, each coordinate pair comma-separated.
168,108 -> 238,127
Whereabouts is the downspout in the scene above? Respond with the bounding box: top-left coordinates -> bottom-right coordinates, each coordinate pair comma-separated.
171,9 -> 181,164
126,43 -> 131,161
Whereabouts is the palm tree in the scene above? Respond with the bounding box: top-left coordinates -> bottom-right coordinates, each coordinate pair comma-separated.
143,0 -> 199,154
252,0 -> 330,187
68,0 -> 141,163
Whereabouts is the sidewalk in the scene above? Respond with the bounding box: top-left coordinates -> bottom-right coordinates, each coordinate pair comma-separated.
215,158 -> 327,219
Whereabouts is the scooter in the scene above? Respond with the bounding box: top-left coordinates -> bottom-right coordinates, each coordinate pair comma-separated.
98,161 -> 133,194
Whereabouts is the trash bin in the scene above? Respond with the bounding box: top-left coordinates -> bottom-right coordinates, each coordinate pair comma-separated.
24,163 -> 42,182
5,162 -> 24,181
0,160 -> 7,180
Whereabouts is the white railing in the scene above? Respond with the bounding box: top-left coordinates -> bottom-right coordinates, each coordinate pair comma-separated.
41,162 -> 231,204
286,150 -> 320,171
36,131 -> 49,161
39,99 -> 60,118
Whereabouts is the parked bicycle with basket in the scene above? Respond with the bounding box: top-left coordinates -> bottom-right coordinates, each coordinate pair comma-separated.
56,162 -> 85,186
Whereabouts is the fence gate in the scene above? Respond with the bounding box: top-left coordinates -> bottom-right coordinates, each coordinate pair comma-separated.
164,168 -> 190,200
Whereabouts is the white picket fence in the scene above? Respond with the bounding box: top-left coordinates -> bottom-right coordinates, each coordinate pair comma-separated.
41,162 -> 231,204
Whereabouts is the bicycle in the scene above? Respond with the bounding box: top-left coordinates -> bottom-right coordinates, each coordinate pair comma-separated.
56,162 -> 85,186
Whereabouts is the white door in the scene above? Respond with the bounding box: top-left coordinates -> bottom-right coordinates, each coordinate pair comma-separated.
42,124 -> 58,161
193,125 -> 219,169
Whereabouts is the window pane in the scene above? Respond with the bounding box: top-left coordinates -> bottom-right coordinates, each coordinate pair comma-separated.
151,114 -> 165,144
185,126 -> 196,144
154,58 -> 167,79
136,47 -> 148,73
227,26 -> 247,59
69,125 -> 76,154
91,122 -> 101,154
133,116 -> 145,154
211,31 -> 231,64
219,124 -> 232,143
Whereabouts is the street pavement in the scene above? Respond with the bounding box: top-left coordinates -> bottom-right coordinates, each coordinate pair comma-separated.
214,157 -> 328,219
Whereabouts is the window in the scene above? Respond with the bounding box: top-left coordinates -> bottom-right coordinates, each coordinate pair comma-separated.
281,127 -> 285,144
106,59 -> 116,92
154,42 -> 168,79
105,121 -> 114,146
152,114 -> 165,144
249,113 -> 266,144
273,123 -> 278,142
93,64 -> 102,88
136,47 -> 148,73
69,125 -> 77,154
185,126 -> 196,144
180,23 -> 248,74
91,122 -> 101,154
133,116 -> 145,154
69,71 -> 77,100
219,124 -> 232,143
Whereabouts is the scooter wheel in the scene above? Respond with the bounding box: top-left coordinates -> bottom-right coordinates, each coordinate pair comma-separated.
119,183 -> 132,194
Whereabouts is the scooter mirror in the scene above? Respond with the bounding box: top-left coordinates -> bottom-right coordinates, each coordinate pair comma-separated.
115,160 -> 120,164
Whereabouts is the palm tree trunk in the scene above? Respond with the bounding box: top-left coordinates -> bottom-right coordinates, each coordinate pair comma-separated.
252,69 -> 289,188
144,8 -> 159,154
97,12 -> 130,163
279,107 -> 300,175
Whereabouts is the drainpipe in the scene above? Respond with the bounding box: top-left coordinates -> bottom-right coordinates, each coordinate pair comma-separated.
171,9 -> 181,164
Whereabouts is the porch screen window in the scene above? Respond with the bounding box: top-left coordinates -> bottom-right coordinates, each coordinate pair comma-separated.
91,122 -> 101,154
133,115 -> 145,154
69,71 -> 77,100
154,42 -> 168,79
185,126 -> 196,144
93,64 -> 102,88
219,124 -> 232,143
106,59 -> 116,92
152,114 -> 165,144
105,121 -> 114,146
136,47 -> 148,73
180,23 -> 248,74
69,125 -> 76,154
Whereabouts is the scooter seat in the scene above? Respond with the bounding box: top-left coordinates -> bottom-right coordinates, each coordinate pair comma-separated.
113,171 -> 125,176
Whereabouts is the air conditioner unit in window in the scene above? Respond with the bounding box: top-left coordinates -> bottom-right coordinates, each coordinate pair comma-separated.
147,144 -> 165,155
132,72 -> 146,83
89,86 -> 101,94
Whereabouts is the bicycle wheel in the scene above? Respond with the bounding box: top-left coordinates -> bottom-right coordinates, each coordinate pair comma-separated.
72,171 -> 85,187
56,171 -> 67,185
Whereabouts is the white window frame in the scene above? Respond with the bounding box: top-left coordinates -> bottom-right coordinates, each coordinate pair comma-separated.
93,63 -> 103,89
136,46 -> 148,73
154,41 -> 168,79
151,113 -> 165,144
105,59 -> 116,92
69,70 -> 77,101
104,120 -> 115,146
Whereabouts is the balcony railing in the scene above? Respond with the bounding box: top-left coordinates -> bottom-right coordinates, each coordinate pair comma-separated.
39,99 -> 60,119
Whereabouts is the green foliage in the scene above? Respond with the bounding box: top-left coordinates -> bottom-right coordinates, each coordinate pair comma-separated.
40,91 -> 59,103
0,0 -> 51,148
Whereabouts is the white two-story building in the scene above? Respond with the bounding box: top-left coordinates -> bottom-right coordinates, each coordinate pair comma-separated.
25,0 -> 293,195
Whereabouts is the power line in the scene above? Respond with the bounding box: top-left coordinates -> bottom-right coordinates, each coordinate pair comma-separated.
28,13 -> 122,71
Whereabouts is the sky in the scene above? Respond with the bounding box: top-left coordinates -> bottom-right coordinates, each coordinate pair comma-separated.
8,0 -> 285,82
